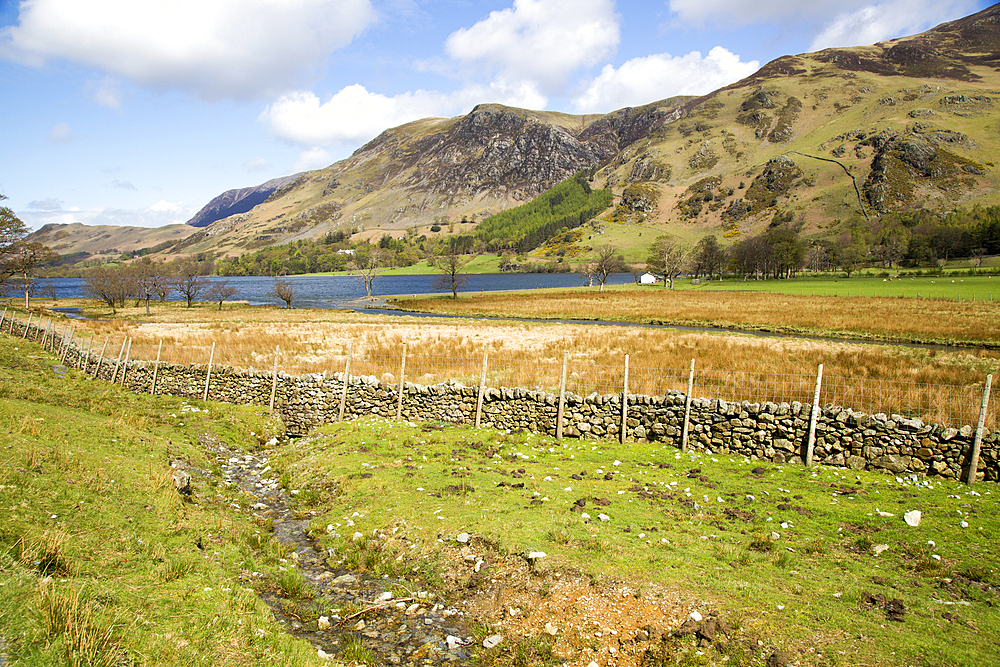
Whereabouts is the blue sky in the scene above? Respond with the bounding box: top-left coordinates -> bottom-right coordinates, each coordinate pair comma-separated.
0,0 -> 990,230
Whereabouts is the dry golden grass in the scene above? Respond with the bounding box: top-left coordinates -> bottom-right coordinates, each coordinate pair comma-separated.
397,287 -> 1000,346
12,299 -> 998,428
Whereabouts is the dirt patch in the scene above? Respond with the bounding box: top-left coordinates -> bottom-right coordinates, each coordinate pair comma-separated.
445,542 -> 702,667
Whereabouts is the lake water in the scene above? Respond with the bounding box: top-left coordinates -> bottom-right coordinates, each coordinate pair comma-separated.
41,273 -> 636,309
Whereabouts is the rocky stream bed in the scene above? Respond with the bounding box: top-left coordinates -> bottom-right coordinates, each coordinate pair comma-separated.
199,433 -> 477,666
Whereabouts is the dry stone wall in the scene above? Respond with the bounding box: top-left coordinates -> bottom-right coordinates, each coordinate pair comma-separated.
9,317 -> 998,482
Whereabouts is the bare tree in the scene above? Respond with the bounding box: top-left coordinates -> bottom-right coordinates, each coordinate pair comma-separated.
84,266 -> 131,314
646,236 -> 688,290
270,278 -> 295,308
130,259 -> 173,315
176,263 -> 209,307
350,247 -> 388,300
593,245 -> 624,291
207,279 -> 239,310
431,248 -> 471,299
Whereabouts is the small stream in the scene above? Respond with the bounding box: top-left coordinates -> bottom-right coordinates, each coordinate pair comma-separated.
201,434 -> 476,665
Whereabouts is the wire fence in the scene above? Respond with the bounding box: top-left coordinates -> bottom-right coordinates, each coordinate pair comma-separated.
3,310 -> 995,431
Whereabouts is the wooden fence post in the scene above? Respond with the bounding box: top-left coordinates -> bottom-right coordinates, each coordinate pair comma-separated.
0,307 -> 6,333
805,364 -> 824,466
93,337 -> 110,378
78,335 -> 92,372
556,351 -> 568,442
203,342 -> 215,401
966,374 -> 993,485
269,346 -> 280,413
475,349 -> 489,428
110,338 -> 127,384
620,354 -> 629,445
150,340 -> 163,394
681,359 -> 695,452
338,342 -> 352,423
60,326 -> 76,364
39,319 -> 50,349
22,313 -> 32,340
396,344 -> 407,420
120,338 -> 132,386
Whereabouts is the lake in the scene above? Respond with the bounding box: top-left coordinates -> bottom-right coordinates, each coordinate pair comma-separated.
39,273 -> 636,309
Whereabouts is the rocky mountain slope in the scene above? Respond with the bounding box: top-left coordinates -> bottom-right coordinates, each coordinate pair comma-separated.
186,174 -> 302,228
32,4 -> 1000,263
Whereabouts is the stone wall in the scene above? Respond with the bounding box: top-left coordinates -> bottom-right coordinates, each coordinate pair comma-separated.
8,317 -> 998,482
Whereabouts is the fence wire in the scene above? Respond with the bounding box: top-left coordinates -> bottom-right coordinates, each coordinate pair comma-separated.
5,313 -> 996,430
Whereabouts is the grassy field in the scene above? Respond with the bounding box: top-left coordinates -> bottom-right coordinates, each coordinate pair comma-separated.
0,336 -> 324,667
3,302 -> 1000,666
5,300 -> 997,428
691,274 -> 1000,301
275,416 -> 1000,667
394,282 -> 1000,347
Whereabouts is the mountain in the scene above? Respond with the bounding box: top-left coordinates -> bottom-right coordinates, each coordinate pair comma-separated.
185,174 -> 303,228
33,4 -> 1000,265
169,100 -> 692,258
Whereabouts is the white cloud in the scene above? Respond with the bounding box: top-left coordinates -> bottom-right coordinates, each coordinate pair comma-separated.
90,76 -> 123,110
574,47 -> 759,112
47,122 -> 73,142
18,200 -> 196,230
27,198 -> 63,211
243,157 -> 271,173
445,0 -> 620,93
294,147 -> 334,172
260,80 -> 549,149
110,179 -> 137,191
809,0 -> 981,50
1,0 -> 376,100
667,0 -> 981,48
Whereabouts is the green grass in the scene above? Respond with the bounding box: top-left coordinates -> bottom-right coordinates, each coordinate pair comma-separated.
692,273 -> 1000,300
276,416 -> 1000,667
0,336 -> 324,667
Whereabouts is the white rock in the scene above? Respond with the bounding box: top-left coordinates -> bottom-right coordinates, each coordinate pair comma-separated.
456,532 -> 470,543
687,611 -> 703,622
873,544 -> 890,555
354,620 -> 366,631
544,622 -> 559,635
770,532 -> 780,541
588,662 -> 600,667
377,591 -> 393,602
483,634 -> 503,649
904,510 -> 921,527
527,551 -> 546,560
598,514 -> 610,522
317,648 -> 332,660
318,616 -> 331,630
961,520 -> 969,528
581,513 -> 591,520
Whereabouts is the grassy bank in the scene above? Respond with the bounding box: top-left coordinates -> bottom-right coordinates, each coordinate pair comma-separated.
393,284 -> 1000,347
0,335 -> 323,667
275,416 -> 1000,667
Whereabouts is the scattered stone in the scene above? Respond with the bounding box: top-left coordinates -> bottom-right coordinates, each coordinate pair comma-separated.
483,634 -> 503,649
317,616 -> 331,630
904,510 -> 921,527
544,622 -> 559,636
456,532 -> 470,543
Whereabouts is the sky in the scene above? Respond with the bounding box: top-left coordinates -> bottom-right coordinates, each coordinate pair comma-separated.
0,0 -> 991,230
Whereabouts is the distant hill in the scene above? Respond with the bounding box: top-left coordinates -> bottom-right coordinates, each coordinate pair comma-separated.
185,174 -> 303,228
